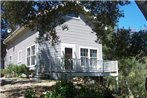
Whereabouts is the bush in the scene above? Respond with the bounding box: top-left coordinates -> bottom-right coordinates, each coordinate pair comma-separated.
53,80 -> 77,98
1,64 -> 31,78
24,80 -> 108,98
17,64 -> 32,77
40,91 -> 62,98
1,65 -> 14,77
77,86 -> 103,98
25,88 -> 35,98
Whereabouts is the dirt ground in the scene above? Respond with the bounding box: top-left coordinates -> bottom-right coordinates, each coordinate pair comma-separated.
0,78 -> 57,98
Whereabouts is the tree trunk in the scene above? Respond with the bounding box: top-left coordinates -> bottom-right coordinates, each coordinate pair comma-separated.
125,78 -> 134,98
145,77 -> 147,91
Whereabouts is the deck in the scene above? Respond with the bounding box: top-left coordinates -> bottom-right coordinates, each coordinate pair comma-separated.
38,59 -> 118,79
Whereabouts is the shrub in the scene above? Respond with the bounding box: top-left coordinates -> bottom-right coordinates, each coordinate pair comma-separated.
54,80 -> 77,98
1,64 -> 15,77
24,80 -> 115,98
1,64 -> 31,78
25,88 -> 35,98
77,86 -> 103,98
40,91 -> 62,98
17,64 -> 32,77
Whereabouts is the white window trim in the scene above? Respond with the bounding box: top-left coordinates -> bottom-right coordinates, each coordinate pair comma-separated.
79,46 -> 99,60
26,44 -> 36,67
79,46 -> 99,67
90,49 -> 98,66
90,49 -> 97,58
17,50 -> 22,63
61,43 -> 76,59
80,48 -> 89,67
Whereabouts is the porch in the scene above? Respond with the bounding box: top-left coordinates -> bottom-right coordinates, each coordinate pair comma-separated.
39,59 -> 118,77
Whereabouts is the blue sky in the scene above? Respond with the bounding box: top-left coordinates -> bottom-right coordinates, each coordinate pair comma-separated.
118,1 -> 147,31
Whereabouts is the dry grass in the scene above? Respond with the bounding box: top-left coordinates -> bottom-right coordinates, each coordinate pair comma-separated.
0,78 -> 57,98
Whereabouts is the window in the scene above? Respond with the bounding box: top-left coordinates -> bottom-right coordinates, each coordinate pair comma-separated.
9,55 -> 12,64
80,48 -> 98,66
90,49 -> 97,66
27,45 -> 36,66
27,48 -> 30,66
31,45 -> 35,65
18,50 -> 22,63
80,48 -> 88,66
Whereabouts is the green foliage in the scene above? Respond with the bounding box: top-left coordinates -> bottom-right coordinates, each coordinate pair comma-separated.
2,1 -> 129,45
129,30 -> 147,62
24,80 -> 116,98
17,64 -> 32,76
127,61 -> 147,97
1,64 -> 31,78
103,29 -> 147,61
25,88 -> 35,98
118,58 -> 147,98
53,81 -> 77,98
77,86 -> 103,98
102,28 -> 147,97
1,64 -> 16,77
119,58 -> 136,76
40,91 -> 62,98
103,29 -> 132,60
64,59 -> 73,70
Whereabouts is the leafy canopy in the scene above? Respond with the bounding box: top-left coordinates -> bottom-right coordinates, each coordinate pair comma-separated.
103,29 -> 147,62
2,1 -> 129,45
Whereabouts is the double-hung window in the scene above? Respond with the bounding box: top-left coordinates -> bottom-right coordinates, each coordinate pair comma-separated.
80,48 -> 88,66
90,49 -> 97,66
27,45 -> 36,66
18,50 -> 22,63
80,48 -> 98,66
9,55 -> 12,65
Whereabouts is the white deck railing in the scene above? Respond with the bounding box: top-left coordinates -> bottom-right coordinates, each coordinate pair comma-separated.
48,59 -> 118,74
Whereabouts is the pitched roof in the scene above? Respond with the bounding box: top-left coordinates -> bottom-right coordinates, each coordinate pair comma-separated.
4,14 -> 93,45
3,27 -> 28,44
136,1 -> 147,20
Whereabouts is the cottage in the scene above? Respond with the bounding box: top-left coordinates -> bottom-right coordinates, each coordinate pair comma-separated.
4,15 -> 118,79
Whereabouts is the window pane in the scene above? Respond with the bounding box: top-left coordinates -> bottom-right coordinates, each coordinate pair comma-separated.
27,48 -> 30,56
80,48 -> 88,66
90,49 -> 97,66
31,56 -> 35,65
27,57 -> 30,66
81,48 -> 88,56
90,49 -> 97,57
31,45 -> 35,55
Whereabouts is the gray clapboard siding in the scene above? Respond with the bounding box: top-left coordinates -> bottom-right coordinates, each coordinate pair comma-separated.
5,16 -> 102,67
56,16 -> 102,60
5,30 -> 38,66
38,42 -> 61,59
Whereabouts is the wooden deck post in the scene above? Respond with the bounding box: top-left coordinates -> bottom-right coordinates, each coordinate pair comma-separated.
115,76 -> 118,92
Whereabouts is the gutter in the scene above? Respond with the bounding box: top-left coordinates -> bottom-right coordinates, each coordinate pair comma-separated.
3,27 -> 27,44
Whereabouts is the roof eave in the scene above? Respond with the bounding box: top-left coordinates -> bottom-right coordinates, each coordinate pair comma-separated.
3,27 -> 27,44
